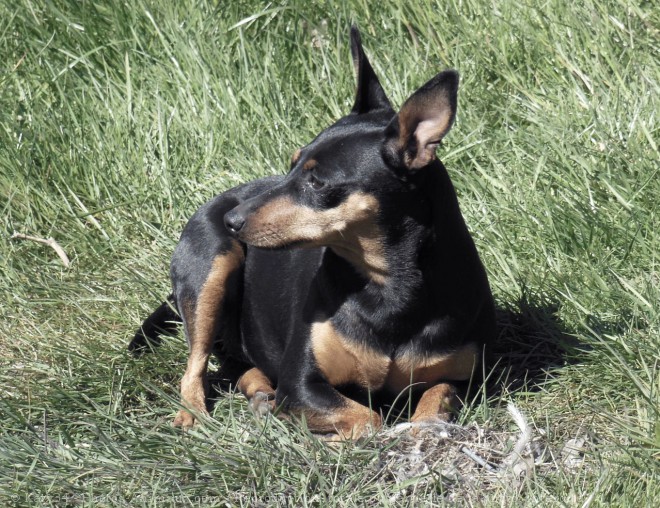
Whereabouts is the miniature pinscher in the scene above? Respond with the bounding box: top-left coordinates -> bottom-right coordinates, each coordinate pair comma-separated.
131,27 -> 495,440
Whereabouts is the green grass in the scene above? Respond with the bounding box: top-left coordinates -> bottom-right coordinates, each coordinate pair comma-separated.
1,0 -> 658,505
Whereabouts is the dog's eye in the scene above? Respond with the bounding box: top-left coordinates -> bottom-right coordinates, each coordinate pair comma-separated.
309,175 -> 325,191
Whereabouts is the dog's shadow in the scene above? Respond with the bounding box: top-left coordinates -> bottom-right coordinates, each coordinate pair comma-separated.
485,300 -> 581,399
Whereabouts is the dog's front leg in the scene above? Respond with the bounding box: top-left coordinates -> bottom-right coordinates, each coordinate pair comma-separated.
276,377 -> 382,441
410,382 -> 459,423
303,395 -> 382,442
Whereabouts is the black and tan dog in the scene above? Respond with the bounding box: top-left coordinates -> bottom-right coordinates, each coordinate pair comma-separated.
131,27 -> 495,440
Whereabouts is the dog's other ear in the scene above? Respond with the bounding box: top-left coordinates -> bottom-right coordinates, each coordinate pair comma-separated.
350,26 -> 392,114
385,70 -> 459,170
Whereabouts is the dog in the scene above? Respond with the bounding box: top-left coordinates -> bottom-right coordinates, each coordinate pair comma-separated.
130,27 -> 496,440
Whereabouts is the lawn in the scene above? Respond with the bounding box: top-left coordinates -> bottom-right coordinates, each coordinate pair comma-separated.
1,0 -> 658,506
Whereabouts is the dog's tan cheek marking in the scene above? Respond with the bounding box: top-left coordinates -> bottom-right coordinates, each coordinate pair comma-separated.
329,193 -> 388,284
387,342 -> 479,393
178,240 -> 245,419
311,321 -> 390,390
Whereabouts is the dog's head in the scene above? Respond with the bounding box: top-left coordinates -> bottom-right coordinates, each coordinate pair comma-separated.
224,27 -> 458,277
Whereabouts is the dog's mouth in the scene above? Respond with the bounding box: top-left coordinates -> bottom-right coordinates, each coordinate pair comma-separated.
225,195 -> 339,249
235,222 -> 313,250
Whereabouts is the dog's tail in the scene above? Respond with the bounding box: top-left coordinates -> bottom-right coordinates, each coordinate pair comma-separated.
129,294 -> 181,354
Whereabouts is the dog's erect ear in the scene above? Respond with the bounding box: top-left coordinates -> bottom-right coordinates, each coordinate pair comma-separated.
384,70 -> 459,170
350,26 -> 392,114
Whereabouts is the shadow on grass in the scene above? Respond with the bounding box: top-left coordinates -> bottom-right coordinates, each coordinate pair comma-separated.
486,300 -> 582,398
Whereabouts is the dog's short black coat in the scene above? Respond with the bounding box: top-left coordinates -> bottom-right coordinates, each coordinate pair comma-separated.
131,27 -> 495,439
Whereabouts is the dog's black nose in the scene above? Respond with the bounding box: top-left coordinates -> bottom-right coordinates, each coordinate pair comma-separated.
224,210 -> 246,234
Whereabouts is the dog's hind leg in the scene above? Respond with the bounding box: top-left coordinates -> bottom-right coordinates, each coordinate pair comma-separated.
168,177 -> 283,429
173,239 -> 245,428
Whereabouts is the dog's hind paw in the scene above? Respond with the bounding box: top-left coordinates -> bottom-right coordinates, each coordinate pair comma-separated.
248,391 -> 275,418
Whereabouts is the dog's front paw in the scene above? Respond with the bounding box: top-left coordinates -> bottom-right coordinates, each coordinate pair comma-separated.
248,390 -> 275,418
318,416 -> 382,443
173,409 -> 195,429
173,408 -> 208,429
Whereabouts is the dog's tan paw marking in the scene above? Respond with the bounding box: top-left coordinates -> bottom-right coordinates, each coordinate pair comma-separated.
173,407 -> 208,429
173,410 -> 195,429
248,390 -> 275,418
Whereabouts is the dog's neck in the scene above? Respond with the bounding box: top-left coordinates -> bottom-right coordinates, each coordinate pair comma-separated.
326,220 -> 429,305
327,166 -> 469,302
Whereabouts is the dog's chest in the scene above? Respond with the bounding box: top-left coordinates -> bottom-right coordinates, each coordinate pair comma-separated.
310,321 -> 478,392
